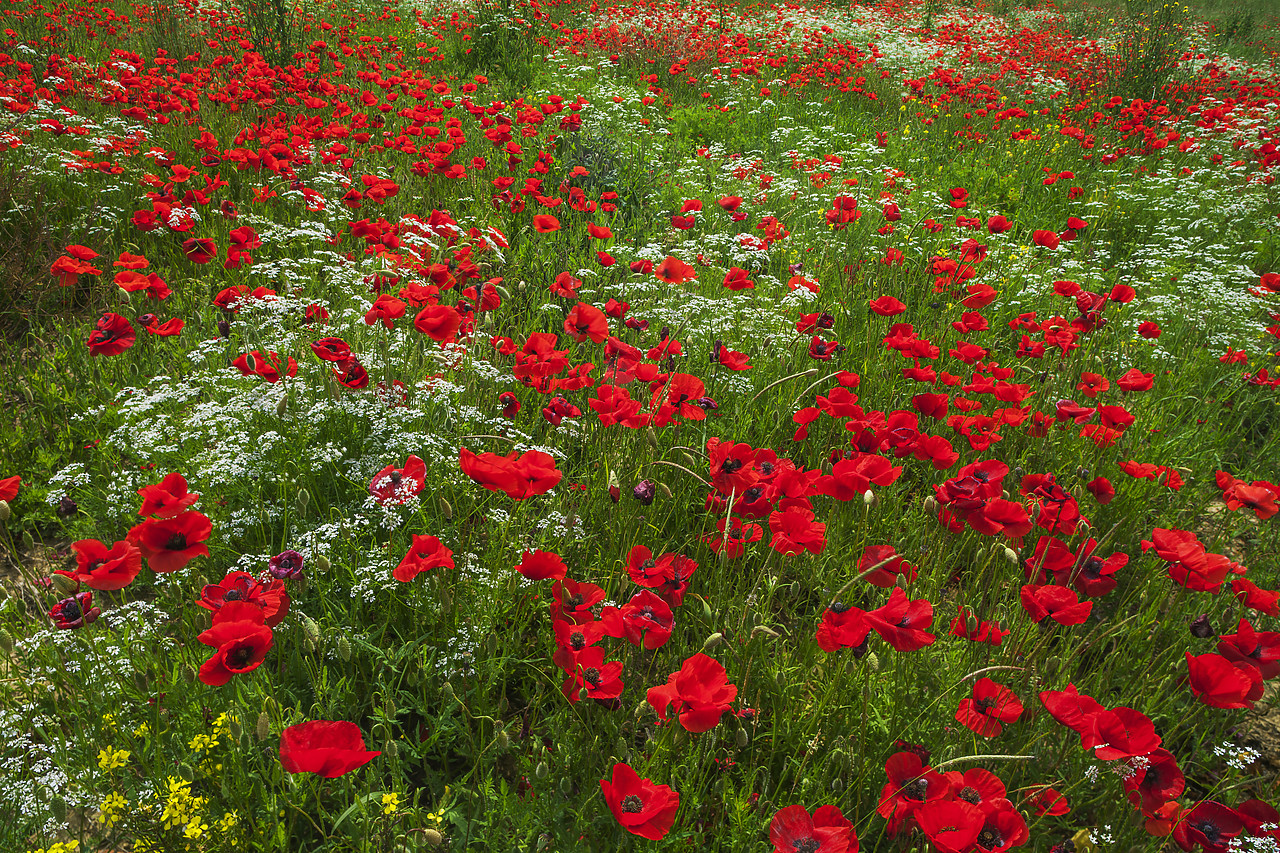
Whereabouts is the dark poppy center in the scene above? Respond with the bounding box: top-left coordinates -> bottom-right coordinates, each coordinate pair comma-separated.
569,633 -> 585,650
567,594 -> 584,608
903,778 -> 928,800
721,458 -> 744,474
389,471 -> 402,484
958,785 -> 981,804
793,839 -> 820,853
226,644 -> 255,669
829,601 -> 850,614
61,599 -> 82,620
1193,821 -> 1222,845
165,533 -> 188,551
977,828 -> 1002,849
621,795 -> 644,813
974,697 -> 995,714
87,559 -> 106,573
224,589 -> 244,602
583,667 -> 601,687
641,559 -> 655,572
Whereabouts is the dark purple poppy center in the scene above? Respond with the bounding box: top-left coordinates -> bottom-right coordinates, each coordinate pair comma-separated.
165,533 -> 188,551
958,785 -> 981,804
1191,821 -> 1222,845
903,778 -> 928,801
977,827 -> 1002,849
226,643 -> 255,669
792,838 -> 820,853
583,667 -> 601,687
569,633 -> 585,651
224,589 -> 244,602
721,458 -> 744,474
621,795 -> 644,813
60,599 -> 82,620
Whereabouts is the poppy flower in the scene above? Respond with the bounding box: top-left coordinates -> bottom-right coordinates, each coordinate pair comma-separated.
182,237 -> 218,264
955,678 -> 1023,737
369,455 -> 427,505
917,800 -> 983,853
394,535 -> 455,583
311,337 -> 352,362
1020,584 -> 1091,626
459,448 -> 562,500
65,539 -> 142,591
866,587 -> 935,651
1171,801 -> 1244,853
550,578 -> 606,624
877,751 -> 952,835
0,475 -> 19,502
1025,786 -> 1070,816
232,351 -> 297,383
768,506 -> 827,556
654,256 -> 697,285
870,295 -> 907,316
532,214 -> 560,232
856,545 -> 917,588
646,653 -> 737,733
515,550 -> 567,581
414,304 -> 462,343
50,591 -> 100,630
600,763 -> 679,840
723,267 -> 755,290
365,294 -> 407,329
1092,706 -> 1162,760
769,804 -> 858,853
816,602 -> 871,653
128,510 -> 212,573
1123,748 -> 1184,814
1039,683 -> 1105,748
564,302 -> 608,343
1032,230 -> 1060,249
1116,368 -> 1154,391
86,313 -> 136,356
198,570 -> 290,626
601,590 -> 673,650
561,645 -> 624,703
1184,652 -> 1262,709
197,601 -> 273,686
137,472 -> 200,518
279,720 -> 381,778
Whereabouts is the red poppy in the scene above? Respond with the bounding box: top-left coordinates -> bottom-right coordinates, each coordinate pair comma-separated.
459,448 -> 562,500
369,455 -> 427,505
86,313 -> 136,356
564,302 -> 608,343
600,763 -> 679,841
1123,748 -> 1184,814
232,351 -> 297,383
65,539 -> 142,591
550,578 -> 606,624
182,237 -> 218,264
414,304 -> 462,343
654,256 -> 697,285
856,544 -> 917,588
955,678 -> 1023,736
50,591 -> 100,630
816,601 -> 871,653
1025,786 -> 1070,816
877,751 -> 952,835
561,645 -> 624,703
768,505 -> 827,556
866,587 -> 935,651
394,535 -> 455,582
1116,368 -> 1154,391
646,653 -> 737,732
128,510 -> 212,573
311,337 -> 352,362
532,214 -> 560,232
1092,706 -> 1162,760
769,804 -> 858,853
515,549 -> 567,580
0,475 -> 19,502
600,590 -> 673,650
1185,652 -> 1262,709
365,294 -> 407,329
197,601 -> 273,686
1032,230 -> 1060,249
333,357 -> 370,390
279,720 -> 381,778
723,266 -> 754,290
1171,801 -> 1244,853
1020,584 -> 1091,626
917,800 -> 982,853
1231,579 -> 1280,618
870,295 -> 907,316
197,570 -> 290,627
137,472 -> 200,519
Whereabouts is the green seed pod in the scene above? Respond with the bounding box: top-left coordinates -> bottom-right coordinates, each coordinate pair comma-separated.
337,635 -> 352,661
256,711 -> 271,741
702,632 -> 724,651
315,555 -> 330,573
559,776 -> 573,796
495,728 -> 510,750
177,764 -> 195,783
276,393 -> 288,418
50,573 -> 78,596
439,496 -> 453,520
0,629 -> 12,656
384,740 -> 399,761
301,616 -> 321,649
535,762 -> 550,780
50,798 -> 66,823
735,727 -> 749,748
228,716 -> 243,741
645,427 -> 658,450
295,488 -> 310,515
830,777 -> 844,794
866,652 -> 880,672
422,828 -> 443,848
0,499 -> 10,522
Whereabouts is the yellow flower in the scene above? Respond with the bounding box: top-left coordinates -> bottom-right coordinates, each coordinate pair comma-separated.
99,792 -> 127,827
97,747 -> 130,772
381,793 -> 400,816
183,818 -> 209,840
188,734 -> 218,752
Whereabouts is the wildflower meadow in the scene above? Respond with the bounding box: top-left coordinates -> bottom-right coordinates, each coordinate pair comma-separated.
1,0 -> 1279,848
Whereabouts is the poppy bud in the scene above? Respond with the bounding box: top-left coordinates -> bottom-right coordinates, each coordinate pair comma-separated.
0,500 -> 9,522
338,636 -> 352,661
485,633 -> 499,656
496,728 -> 510,750
117,287 -> 130,305
0,628 -> 12,655
50,798 -> 66,823
923,496 -> 938,515
50,573 -> 78,596
1189,613 -> 1214,638
1003,547 -> 1019,564
657,482 -> 672,500
295,488 -> 310,516
442,682 -> 456,704
20,382 -> 33,404
646,427 -> 658,450
632,480 -> 656,505
57,496 -> 78,518
217,318 -> 231,337
830,777 -> 844,794
517,280 -> 527,291
735,727 -> 749,748
384,740 -> 399,761
439,496 -> 453,519
228,716 -> 243,741
863,489 -> 877,507
315,555 -> 330,573
865,652 -> 880,672
750,625 -> 779,640
608,468 -> 620,503
177,764 -> 195,783
301,616 -> 321,649
559,776 -> 574,796
422,829 -> 444,848
703,632 -> 725,650
535,761 -> 550,779
276,394 -> 288,418
1044,656 -> 1061,675
256,711 -> 271,741
966,613 -> 979,634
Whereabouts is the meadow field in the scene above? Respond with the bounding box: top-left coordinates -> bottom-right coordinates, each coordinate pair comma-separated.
1,0 -> 1280,848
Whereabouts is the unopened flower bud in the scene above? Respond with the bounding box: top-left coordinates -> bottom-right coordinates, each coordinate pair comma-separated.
1189,613 -> 1214,638
276,394 -> 288,418
735,727 -> 749,748
1003,547 -> 1019,564
0,500 -> 11,522
863,489 -> 877,507
559,776 -> 573,796
830,777 -> 844,794
255,711 -> 271,741
702,632 -> 725,651
657,481 -> 672,500
535,761 -> 549,780
117,287 -> 131,305
632,480 -> 656,505
217,318 -> 231,337
750,626 -> 779,640
0,628 -> 12,655
422,828 -> 444,848
337,635 -> 352,661
439,496 -> 453,519
315,555 -> 330,573
50,573 -> 79,596
57,496 -> 78,518
865,652 -> 880,672
495,728 -> 510,750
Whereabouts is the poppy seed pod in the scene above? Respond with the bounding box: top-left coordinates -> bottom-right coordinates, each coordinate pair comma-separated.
315,555 -> 330,573
0,628 -> 12,655
439,496 -> 453,519
735,727 -> 749,748
276,394 -> 288,418
421,829 -> 443,848
0,500 -> 9,522
337,636 -> 352,661
256,712 -> 271,741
